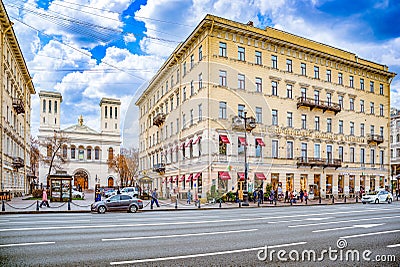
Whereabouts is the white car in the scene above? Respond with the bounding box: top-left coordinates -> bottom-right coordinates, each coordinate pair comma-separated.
111,187 -> 139,198
362,190 -> 393,204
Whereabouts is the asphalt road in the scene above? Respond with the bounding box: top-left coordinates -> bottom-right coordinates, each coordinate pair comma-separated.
0,203 -> 399,266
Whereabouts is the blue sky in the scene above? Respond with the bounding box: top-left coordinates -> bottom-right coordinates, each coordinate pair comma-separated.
4,0 -> 400,148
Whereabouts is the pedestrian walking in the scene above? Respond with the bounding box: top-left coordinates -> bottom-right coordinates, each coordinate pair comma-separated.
299,189 -> 304,203
253,189 -> 258,203
151,188 -> 160,208
284,190 -> 289,203
259,188 -> 264,204
304,190 -> 308,202
39,188 -> 50,208
187,190 -> 192,204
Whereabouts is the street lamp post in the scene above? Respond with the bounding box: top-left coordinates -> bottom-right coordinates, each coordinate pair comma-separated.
240,110 -> 256,206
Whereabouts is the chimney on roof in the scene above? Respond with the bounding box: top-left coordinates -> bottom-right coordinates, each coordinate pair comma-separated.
247,21 -> 254,26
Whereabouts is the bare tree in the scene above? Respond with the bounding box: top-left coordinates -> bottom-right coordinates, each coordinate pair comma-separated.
40,131 -> 69,179
107,147 -> 139,187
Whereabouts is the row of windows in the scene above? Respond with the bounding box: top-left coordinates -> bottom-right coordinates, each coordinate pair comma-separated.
104,106 -> 118,119
391,148 -> 400,158
42,99 -> 58,114
47,146 -> 114,161
217,102 -> 384,136
5,105 -> 24,136
218,137 -> 385,165
218,42 -> 385,95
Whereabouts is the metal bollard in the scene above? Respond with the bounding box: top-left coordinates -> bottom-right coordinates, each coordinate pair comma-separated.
239,201 -> 241,208
356,196 -> 358,203
68,200 -> 71,211
332,196 -> 334,204
319,196 -> 321,204
175,199 -> 178,209
305,198 -> 307,205
2,200 -> 5,212
258,200 -> 260,207
151,204 -> 153,210
344,196 -> 347,203
290,200 -> 293,206
198,200 -> 201,209
274,199 -> 277,206
219,200 -> 222,208
36,200 -> 39,211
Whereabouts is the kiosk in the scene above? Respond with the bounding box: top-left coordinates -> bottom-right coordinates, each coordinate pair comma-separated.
48,171 -> 73,202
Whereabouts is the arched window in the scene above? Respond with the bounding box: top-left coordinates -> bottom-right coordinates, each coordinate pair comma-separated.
105,106 -> 108,118
71,145 -> 76,159
95,147 -> 100,160
49,100 -> 52,113
108,147 -> 114,160
54,101 -> 58,114
62,145 -> 68,158
115,107 -> 118,119
43,99 -> 46,113
110,106 -> 113,118
78,146 -> 84,160
87,147 -> 92,160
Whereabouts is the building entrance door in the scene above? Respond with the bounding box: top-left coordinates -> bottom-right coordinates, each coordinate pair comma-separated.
108,177 -> 114,187
74,171 -> 88,190
314,174 -> 320,197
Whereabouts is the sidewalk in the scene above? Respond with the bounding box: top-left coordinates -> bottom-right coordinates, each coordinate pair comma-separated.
0,195 -> 364,214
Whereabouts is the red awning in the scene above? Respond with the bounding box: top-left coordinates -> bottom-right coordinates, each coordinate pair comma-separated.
256,138 -> 265,146
238,137 -> 247,146
220,135 -> 230,144
255,173 -> 266,180
186,173 -> 193,182
193,136 -> 202,144
193,172 -> 201,181
238,172 -> 245,181
219,171 -> 231,180
185,139 -> 193,147
179,175 -> 185,182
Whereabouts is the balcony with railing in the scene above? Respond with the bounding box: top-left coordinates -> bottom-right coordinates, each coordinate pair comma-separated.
297,97 -> 341,114
12,157 -> 24,169
297,157 -> 342,169
152,163 -> 165,174
12,98 -> 25,115
367,134 -> 384,145
153,113 -> 166,127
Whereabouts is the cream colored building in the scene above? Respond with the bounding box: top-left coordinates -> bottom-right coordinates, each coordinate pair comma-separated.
0,2 -> 36,196
38,91 -> 121,190
136,15 -> 396,200
390,109 -> 400,194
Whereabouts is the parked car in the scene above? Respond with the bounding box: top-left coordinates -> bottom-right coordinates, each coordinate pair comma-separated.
104,189 -> 116,198
362,190 -> 393,204
91,194 -> 143,213
72,190 -> 84,199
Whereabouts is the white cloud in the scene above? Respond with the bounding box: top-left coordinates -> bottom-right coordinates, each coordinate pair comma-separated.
123,33 -> 136,44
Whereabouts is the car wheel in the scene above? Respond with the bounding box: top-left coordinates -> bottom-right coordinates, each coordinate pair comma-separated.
375,199 -> 379,204
98,206 -> 106,214
388,198 -> 392,204
362,202 -> 366,204
129,205 -> 138,213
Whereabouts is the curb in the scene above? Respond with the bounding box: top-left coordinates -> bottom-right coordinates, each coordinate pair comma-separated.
0,201 -> 361,215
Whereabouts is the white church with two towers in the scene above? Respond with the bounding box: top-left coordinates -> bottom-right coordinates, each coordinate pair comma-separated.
37,91 -> 121,190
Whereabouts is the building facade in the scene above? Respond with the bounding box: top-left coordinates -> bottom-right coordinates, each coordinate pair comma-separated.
38,91 -> 121,190
390,109 -> 400,194
136,15 -> 396,201
0,2 -> 36,196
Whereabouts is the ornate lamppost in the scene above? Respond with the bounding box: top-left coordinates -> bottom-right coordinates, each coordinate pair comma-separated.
240,109 -> 256,206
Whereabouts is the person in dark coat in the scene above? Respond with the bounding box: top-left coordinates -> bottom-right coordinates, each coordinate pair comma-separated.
299,189 -> 304,203
285,190 -> 289,203
259,188 -> 264,204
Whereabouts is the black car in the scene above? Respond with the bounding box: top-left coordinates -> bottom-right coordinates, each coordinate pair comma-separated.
91,194 -> 143,213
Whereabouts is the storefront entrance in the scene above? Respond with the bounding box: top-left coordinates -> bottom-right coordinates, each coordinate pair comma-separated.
326,175 -> 333,197
108,177 -> 114,187
300,175 -> 307,191
370,176 -> 376,192
74,170 -> 88,190
313,174 -> 320,197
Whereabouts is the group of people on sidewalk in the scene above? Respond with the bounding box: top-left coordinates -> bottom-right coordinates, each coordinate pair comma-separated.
283,189 -> 308,204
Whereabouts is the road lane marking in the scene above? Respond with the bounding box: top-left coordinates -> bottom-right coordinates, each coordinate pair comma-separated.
288,215 -> 400,228
102,229 -> 258,242
1,208 -> 397,232
340,229 -> 400,239
268,217 -> 335,224
117,215 -> 220,221
312,223 -> 384,233
0,219 -> 91,225
0,241 -> 55,248
387,244 -> 400,248
305,217 -> 334,221
109,241 -> 307,265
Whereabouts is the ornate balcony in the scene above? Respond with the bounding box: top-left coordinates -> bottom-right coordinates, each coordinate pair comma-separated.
12,157 -> 24,169
152,163 -> 165,174
12,98 -> 25,115
297,97 -> 341,114
153,113 -> 166,127
367,134 -> 384,145
297,157 -> 341,169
